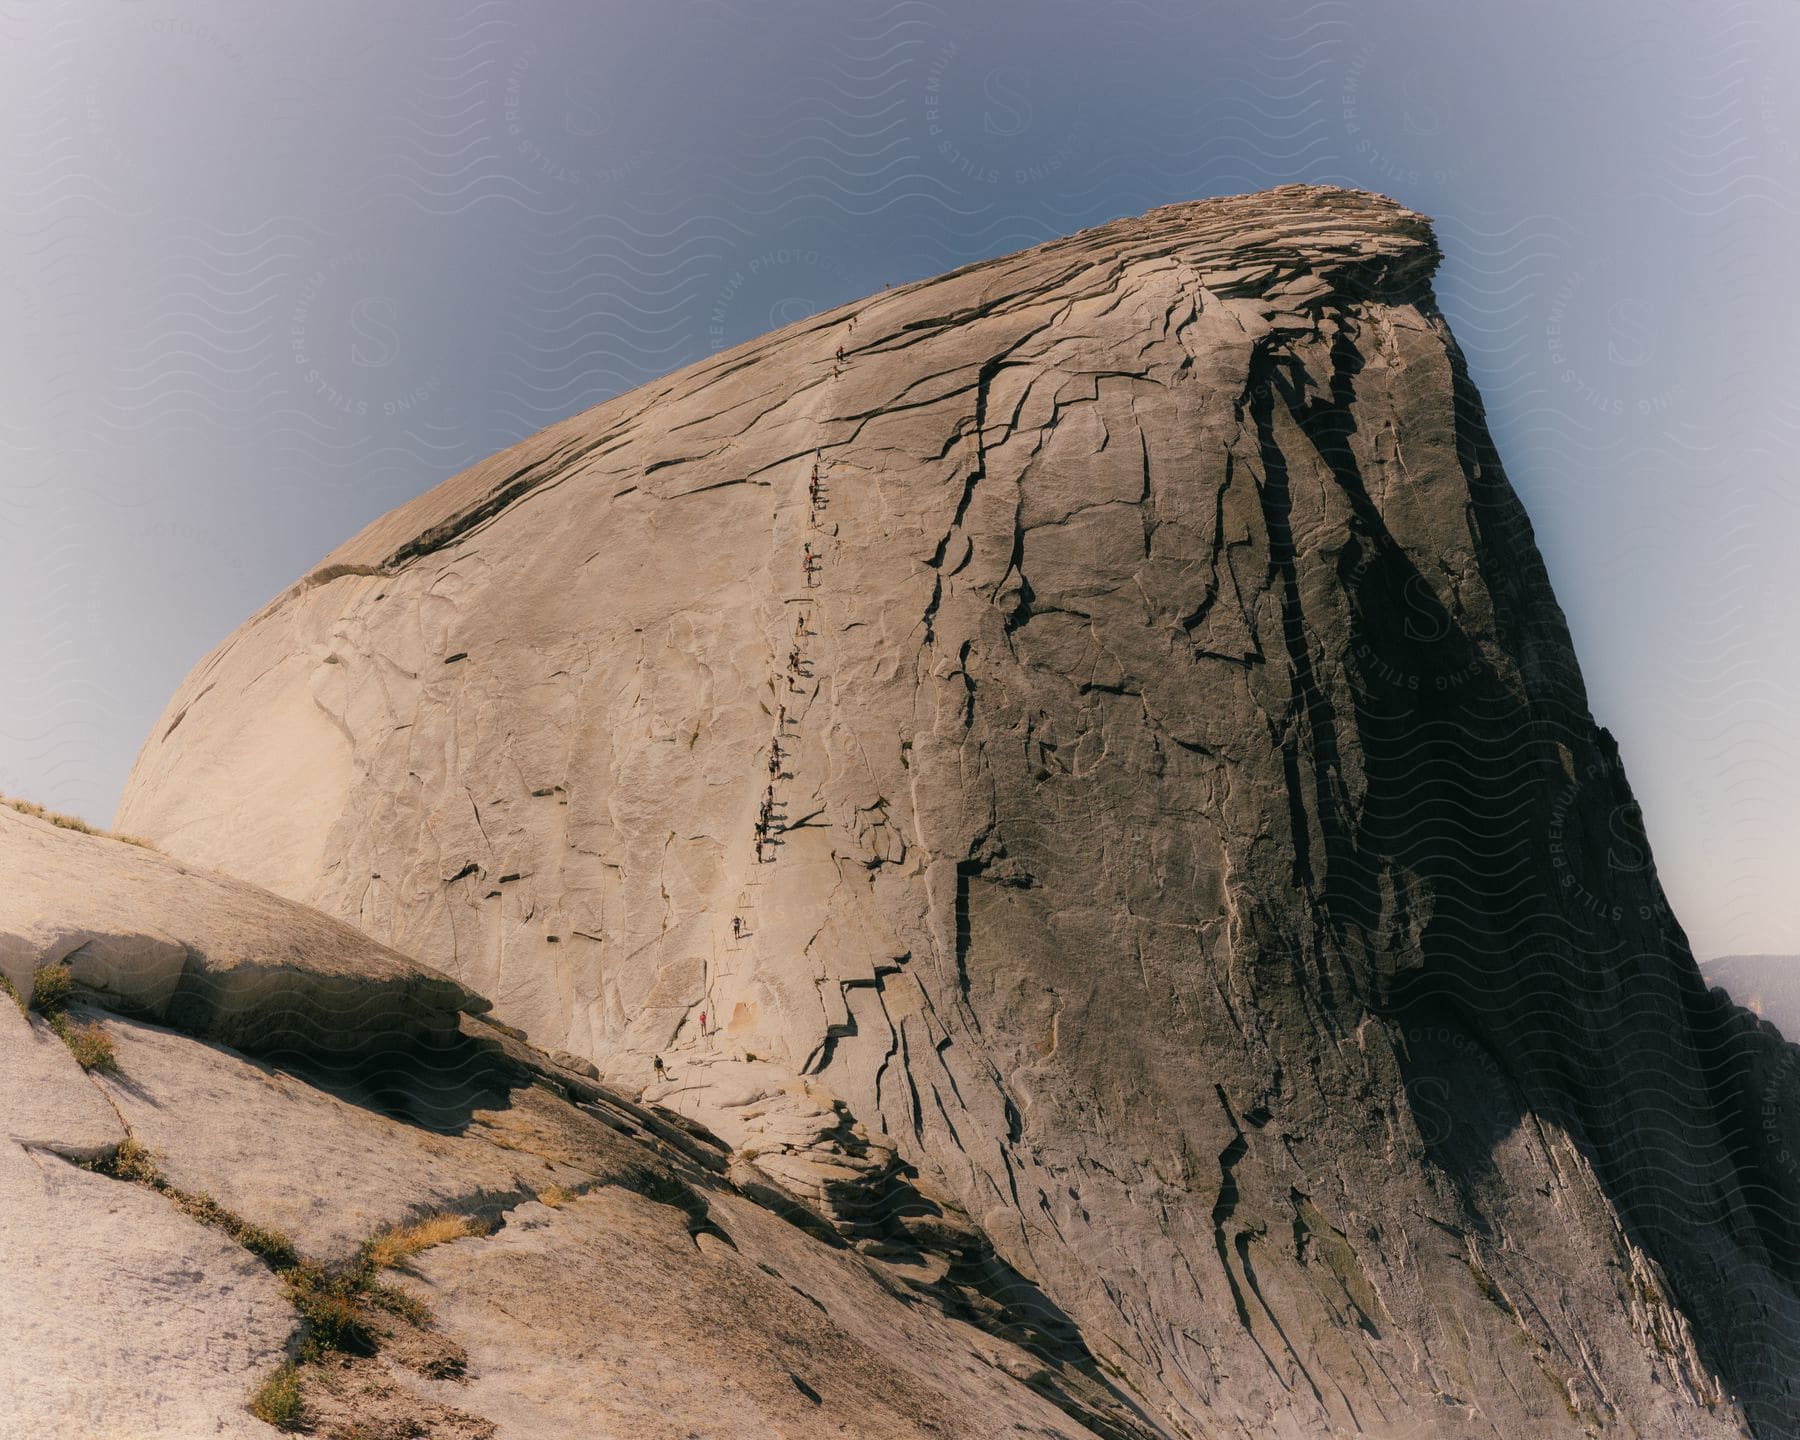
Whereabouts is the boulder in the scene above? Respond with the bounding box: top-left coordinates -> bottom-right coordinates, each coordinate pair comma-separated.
0,805 -> 485,1057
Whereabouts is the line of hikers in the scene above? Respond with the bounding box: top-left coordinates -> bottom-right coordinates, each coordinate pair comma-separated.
756,434 -> 841,861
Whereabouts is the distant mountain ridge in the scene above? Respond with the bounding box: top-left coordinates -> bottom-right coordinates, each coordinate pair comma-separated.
1705,954 -> 1800,1040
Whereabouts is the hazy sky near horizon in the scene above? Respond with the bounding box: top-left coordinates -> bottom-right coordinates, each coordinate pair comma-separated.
1,0 -> 1796,959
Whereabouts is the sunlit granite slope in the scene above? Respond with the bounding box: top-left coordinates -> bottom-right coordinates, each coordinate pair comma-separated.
118,186 -> 1800,1438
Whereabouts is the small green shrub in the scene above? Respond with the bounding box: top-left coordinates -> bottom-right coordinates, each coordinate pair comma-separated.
50,1015 -> 117,1073
283,1264 -> 377,1354
365,1280 -> 430,1327
30,964 -> 74,1014
248,1362 -> 305,1429
234,1220 -> 299,1270
173,1192 -> 298,1269
29,964 -> 118,1073
94,1136 -> 161,1184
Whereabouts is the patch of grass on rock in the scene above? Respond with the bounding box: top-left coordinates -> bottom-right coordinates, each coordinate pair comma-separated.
95,1135 -> 161,1184
2,794 -> 158,849
87,1140 -> 297,1265
49,1014 -> 117,1073
86,1138 -> 495,1429
171,1191 -> 299,1269
359,1211 -> 485,1272
284,1264 -> 379,1357
248,1362 -> 305,1430
26,965 -> 118,1073
29,964 -> 74,1014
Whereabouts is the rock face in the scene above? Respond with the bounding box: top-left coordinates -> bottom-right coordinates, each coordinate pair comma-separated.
0,1132 -> 293,1440
118,186 -> 1800,1436
1,808 -> 1117,1438
0,804 -> 484,1056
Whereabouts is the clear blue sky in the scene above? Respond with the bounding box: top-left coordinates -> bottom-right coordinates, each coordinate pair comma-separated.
1,0 -> 1795,958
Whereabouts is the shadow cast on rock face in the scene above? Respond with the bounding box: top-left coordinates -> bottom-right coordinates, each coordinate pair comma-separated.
1384,993 -> 1525,1196
251,1022 -> 518,1135
1254,307 -> 1800,1437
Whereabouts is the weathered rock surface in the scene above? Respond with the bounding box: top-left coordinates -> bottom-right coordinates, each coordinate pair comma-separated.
0,1113 -> 292,1439
0,995 -> 122,1161
0,804 -> 484,1056
4,948 -> 265,1438
115,186 -> 1800,1436
1,895 -> 1124,1437
92,1013 -> 592,1264
395,1188 -> 1099,1439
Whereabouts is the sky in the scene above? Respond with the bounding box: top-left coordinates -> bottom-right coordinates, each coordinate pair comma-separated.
0,0 -> 1795,960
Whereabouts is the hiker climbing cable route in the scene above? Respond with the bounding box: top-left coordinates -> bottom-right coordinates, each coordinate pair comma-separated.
749,432 -> 839,888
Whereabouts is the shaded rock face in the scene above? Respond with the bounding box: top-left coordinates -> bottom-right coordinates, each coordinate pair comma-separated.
120,187 -> 1800,1436
0,805 -> 484,1057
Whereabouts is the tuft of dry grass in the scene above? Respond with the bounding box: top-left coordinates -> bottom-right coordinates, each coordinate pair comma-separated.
359,1211 -> 484,1273
96,1136 -> 161,1184
536,1183 -> 579,1208
2,794 -> 158,849
4,795 -> 97,833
